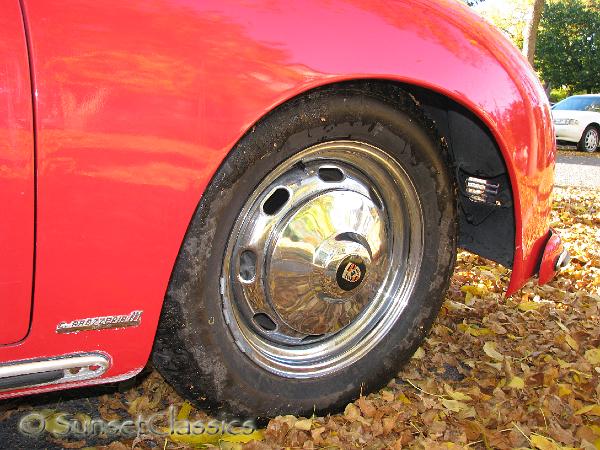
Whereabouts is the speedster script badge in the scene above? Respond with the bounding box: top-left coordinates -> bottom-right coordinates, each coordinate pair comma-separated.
56,310 -> 143,334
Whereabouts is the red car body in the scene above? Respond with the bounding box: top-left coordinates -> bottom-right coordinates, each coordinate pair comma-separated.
0,0 -> 561,398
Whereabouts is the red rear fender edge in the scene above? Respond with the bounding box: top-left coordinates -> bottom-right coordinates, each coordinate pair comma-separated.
0,0 -> 554,395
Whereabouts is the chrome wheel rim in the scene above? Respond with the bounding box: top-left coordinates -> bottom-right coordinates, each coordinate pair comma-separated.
584,129 -> 599,152
221,140 -> 424,378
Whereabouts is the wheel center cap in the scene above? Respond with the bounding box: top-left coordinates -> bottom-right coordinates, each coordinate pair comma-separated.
336,255 -> 367,291
267,190 -> 382,334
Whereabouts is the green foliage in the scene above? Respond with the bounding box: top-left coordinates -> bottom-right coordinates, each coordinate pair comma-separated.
536,0 -> 600,94
476,0 -> 530,49
550,86 -> 574,102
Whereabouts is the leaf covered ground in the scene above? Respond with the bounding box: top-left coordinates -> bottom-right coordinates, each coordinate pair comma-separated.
1,186 -> 599,450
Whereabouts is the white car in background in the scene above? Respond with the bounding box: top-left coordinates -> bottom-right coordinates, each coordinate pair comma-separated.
552,94 -> 600,152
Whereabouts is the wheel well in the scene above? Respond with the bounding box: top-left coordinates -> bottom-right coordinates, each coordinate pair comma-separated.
317,80 -> 516,267
398,83 -> 515,267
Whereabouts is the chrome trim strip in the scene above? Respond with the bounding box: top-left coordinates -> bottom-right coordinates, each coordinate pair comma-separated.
0,353 -> 110,390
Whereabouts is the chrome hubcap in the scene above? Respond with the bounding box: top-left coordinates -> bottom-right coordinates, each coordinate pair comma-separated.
221,141 -> 423,378
269,190 -> 381,335
585,129 -> 598,151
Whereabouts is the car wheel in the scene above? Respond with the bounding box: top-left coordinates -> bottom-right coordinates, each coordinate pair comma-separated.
152,82 -> 457,418
578,125 -> 599,153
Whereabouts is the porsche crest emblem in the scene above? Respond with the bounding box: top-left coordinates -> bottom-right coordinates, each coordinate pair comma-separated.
336,256 -> 367,291
342,262 -> 362,283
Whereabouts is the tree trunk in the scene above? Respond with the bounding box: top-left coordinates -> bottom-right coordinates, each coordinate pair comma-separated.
522,0 -> 545,65
543,80 -> 552,98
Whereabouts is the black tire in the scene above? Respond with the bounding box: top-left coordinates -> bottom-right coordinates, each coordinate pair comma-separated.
152,81 -> 457,419
578,125 -> 600,153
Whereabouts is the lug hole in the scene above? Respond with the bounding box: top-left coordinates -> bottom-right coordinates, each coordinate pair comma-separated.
253,313 -> 277,331
239,250 -> 257,282
318,167 -> 344,182
263,187 -> 290,215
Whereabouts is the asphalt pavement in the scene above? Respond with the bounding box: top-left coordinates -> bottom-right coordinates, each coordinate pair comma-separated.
555,148 -> 600,188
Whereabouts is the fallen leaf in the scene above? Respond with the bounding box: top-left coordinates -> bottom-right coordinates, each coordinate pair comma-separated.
483,341 -> 504,361
294,419 -> 312,431
584,348 -> 600,365
413,347 -> 425,359
507,376 -> 525,389
575,404 -> 600,416
442,399 -> 469,412
565,334 -> 579,351
344,403 -> 361,420
531,434 -> 559,450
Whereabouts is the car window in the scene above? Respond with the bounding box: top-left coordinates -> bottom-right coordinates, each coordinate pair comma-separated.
553,96 -> 600,112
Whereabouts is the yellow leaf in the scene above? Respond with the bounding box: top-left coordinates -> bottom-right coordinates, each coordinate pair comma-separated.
530,434 -> 559,450
460,284 -> 487,297
344,403 -> 361,420
565,334 -> 579,351
44,411 -> 71,436
485,361 -> 503,371
413,347 -> 425,359
177,401 -> 193,420
397,392 -> 411,404
448,391 -> 472,401
575,404 -> 600,416
294,419 -> 312,431
557,384 -> 572,397
483,341 -> 504,361
440,442 -> 463,449
458,323 -> 493,337
475,327 -> 493,336
219,444 -> 243,450
507,376 -> 525,389
444,384 -> 471,400
442,399 -> 468,412
169,429 -> 264,445
518,300 -> 540,312
557,358 -> 572,369
585,348 -> 600,365
569,368 -> 592,379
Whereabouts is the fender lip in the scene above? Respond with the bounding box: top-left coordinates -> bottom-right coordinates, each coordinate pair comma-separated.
537,228 -> 569,286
